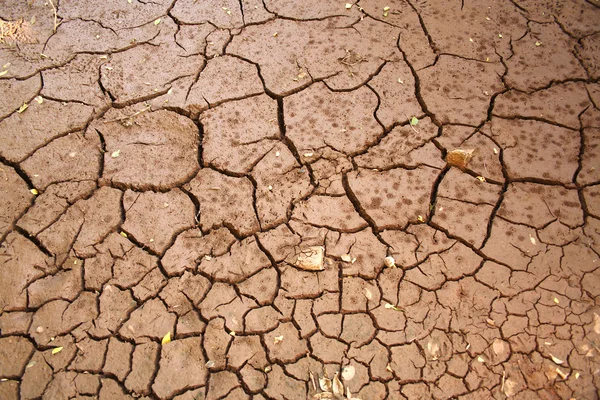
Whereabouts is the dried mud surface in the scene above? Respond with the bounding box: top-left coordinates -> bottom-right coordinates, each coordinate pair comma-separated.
1,0 -> 600,399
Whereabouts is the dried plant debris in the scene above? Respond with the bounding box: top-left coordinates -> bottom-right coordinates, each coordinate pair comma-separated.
294,246 -> 325,271
446,148 -> 476,169
312,367 -> 361,399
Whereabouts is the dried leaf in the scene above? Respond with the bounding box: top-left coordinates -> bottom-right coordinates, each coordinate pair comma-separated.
161,331 -> 171,345
503,378 -> 517,397
417,215 -> 425,223
0,70 -> 8,77
492,339 -> 505,355
229,331 -> 236,337
309,371 -> 317,391
313,393 -> 333,399
205,360 -> 215,368
535,41 -> 542,46
26,361 -> 37,369
341,365 -> 355,381
319,376 -> 332,392
386,363 -> 393,372
550,354 -> 564,365
446,148 -> 475,169
410,116 -> 418,126
264,365 -> 271,373
30,188 -> 38,195
363,288 -> 372,300
486,318 -> 496,327
553,297 -> 559,304
34,96 -> 43,104
594,313 -> 600,334
120,231 -> 128,238
341,254 -> 352,263
345,3 -> 352,9
51,346 -> 63,355
154,18 -> 161,25
332,373 -> 343,395
476,176 -> 486,182
383,256 -> 396,268
384,303 -> 401,311
17,103 -> 29,113
529,235 -> 536,245
273,335 -> 284,344
383,6 -> 390,11
477,355 -> 485,362
111,149 -> 121,158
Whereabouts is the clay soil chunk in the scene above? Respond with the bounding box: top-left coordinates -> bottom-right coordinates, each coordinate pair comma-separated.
96,109 -> 199,190
153,337 -> 207,399
201,94 -> 279,174
122,189 -> 196,254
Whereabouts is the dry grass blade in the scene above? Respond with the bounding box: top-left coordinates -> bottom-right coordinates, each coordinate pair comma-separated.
47,0 -> 59,32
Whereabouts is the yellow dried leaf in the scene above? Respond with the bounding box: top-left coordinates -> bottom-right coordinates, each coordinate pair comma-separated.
345,3 -> 352,9
384,256 -> 396,268
273,335 -> 284,344
51,346 -> 63,355
34,96 -> 43,104
111,149 -> 121,158
154,18 -> 161,25
0,70 -> 8,77
386,363 -> 393,372
332,373 -> 343,395
383,6 -> 390,11
264,365 -> 272,373
120,231 -> 128,238
417,215 -> 425,223
341,254 -> 352,263
229,331 -> 236,337
535,41 -> 542,46
30,189 -> 38,195
476,176 -> 486,182
17,103 -> 29,113
161,331 -> 171,345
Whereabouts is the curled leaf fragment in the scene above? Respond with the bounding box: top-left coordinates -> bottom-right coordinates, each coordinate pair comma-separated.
161,331 -> 171,345
383,256 -> 396,268
154,18 -> 161,25
30,188 -> 38,195
273,335 -> 284,344
17,103 -> 29,113
332,373 -> 343,395
341,254 -> 352,263
384,303 -> 401,311
550,354 -> 564,365
319,376 -> 332,392
410,116 -> 419,126
111,149 -> 121,158
0,70 -> 8,77
51,346 -> 63,355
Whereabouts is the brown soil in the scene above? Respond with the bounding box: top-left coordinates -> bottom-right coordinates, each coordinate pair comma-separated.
1,0 -> 600,399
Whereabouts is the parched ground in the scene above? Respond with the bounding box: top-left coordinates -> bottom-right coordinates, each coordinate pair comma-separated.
0,0 -> 600,399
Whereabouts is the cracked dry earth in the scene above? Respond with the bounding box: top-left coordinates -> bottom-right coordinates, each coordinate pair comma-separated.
2,0 -> 600,400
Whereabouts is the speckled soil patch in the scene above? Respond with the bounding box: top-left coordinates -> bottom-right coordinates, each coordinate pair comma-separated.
1,0 -> 599,399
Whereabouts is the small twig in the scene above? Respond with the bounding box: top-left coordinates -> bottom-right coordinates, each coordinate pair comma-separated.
47,0 -> 59,33
102,104 -> 151,123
